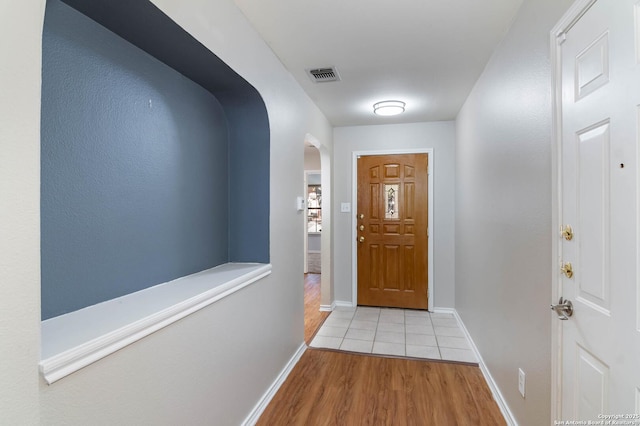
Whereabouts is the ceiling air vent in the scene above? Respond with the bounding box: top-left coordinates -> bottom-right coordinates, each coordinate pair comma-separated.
307,67 -> 341,83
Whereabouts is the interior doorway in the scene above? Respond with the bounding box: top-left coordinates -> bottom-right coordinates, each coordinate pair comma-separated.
303,133 -> 333,342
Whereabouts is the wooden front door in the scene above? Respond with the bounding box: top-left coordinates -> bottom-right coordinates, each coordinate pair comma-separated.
356,154 -> 428,309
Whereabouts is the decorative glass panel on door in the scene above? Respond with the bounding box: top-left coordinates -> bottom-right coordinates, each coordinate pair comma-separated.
385,184 -> 399,219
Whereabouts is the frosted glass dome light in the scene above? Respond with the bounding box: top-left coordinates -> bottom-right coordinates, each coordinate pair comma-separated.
373,100 -> 405,116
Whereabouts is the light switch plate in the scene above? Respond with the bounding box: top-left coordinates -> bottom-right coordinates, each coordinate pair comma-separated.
340,202 -> 351,213
296,196 -> 305,211
518,368 -> 525,398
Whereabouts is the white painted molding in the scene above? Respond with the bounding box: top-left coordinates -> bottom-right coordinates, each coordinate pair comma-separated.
320,300 -> 354,311
444,308 -> 518,426
40,263 -> 271,385
320,301 -> 337,312
430,307 -> 455,315
242,343 -> 307,426
334,300 -> 355,308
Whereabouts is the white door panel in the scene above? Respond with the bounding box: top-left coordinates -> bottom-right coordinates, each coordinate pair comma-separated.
556,0 -> 640,421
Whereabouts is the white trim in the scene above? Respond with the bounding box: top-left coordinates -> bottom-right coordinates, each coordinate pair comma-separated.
443,307 -> 518,426
351,149 -> 435,310
430,307 -> 456,315
320,301 -> 337,312
320,300 -> 355,311
242,343 -> 307,426
40,263 -> 271,385
550,0 -> 598,421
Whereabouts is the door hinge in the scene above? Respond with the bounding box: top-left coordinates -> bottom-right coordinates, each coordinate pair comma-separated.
557,31 -> 567,45
427,227 -> 429,237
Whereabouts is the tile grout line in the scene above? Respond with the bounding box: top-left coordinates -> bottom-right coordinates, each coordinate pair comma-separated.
429,311 -> 443,359
402,309 -> 409,356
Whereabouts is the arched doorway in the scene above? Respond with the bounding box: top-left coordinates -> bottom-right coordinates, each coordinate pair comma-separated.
303,133 -> 332,342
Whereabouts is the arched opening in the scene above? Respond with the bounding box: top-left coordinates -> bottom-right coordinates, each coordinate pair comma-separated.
41,0 -> 269,319
303,133 -> 332,342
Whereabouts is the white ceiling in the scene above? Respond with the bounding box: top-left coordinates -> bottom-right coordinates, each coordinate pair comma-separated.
233,0 -> 523,127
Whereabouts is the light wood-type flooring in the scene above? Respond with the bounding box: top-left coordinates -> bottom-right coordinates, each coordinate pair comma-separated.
304,273 -> 329,344
257,348 -> 506,425
263,273 -> 505,425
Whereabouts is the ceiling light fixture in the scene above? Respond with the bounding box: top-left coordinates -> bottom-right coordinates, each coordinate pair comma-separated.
373,100 -> 405,116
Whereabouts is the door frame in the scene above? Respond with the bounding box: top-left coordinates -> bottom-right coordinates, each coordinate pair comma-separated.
351,148 -> 434,311
550,0 -> 599,421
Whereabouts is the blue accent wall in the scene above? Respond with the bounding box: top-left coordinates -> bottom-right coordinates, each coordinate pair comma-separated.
222,92 -> 270,263
41,0 -> 269,320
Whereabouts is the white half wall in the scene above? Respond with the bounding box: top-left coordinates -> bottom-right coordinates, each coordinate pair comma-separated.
455,0 -> 573,424
333,121 -> 456,308
1,0 -> 332,424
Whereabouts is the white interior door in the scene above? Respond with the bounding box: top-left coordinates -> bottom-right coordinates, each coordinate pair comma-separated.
556,0 -> 640,420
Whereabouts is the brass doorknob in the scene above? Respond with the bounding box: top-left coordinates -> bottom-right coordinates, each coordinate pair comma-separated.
561,262 -> 573,279
359,225 -> 365,231
561,225 -> 573,241
359,236 -> 365,243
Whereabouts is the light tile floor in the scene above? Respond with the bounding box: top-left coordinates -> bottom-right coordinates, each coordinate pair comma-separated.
309,307 -> 478,363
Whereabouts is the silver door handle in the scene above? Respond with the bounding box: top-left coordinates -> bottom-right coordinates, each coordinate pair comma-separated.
551,297 -> 573,320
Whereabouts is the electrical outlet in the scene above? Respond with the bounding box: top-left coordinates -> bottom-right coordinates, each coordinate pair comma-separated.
518,368 -> 526,398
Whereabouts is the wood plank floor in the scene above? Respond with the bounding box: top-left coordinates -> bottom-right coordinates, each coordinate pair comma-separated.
304,273 -> 329,344
257,349 -> 506,426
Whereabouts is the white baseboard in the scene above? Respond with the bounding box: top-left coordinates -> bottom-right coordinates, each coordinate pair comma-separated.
320,300 -> 354,311
448,308 -> 518,426
431,306 -> 456,315
242,342 -> 307,426
319,301 -> 336,312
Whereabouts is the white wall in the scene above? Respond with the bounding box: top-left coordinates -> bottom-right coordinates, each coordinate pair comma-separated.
455,0 -> 572,424
0,2 -> 44,424
1,0 -> 332,424
304,146 -> 321,170
333,121 -> 456,307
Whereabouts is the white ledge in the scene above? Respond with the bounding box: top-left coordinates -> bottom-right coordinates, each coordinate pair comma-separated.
40,262 -> 271,384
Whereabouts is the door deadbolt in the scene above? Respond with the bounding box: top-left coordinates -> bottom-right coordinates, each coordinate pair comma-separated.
561,262 -> 573,279
561,225 -> 573,241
